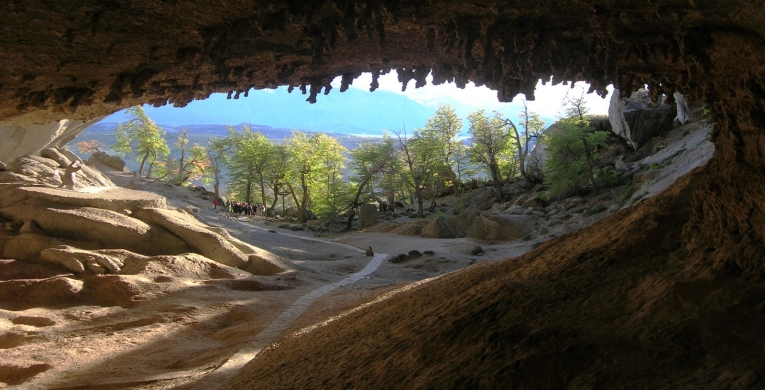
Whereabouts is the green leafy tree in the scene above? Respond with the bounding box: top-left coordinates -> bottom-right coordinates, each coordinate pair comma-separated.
424,104 -> 463,195
286,132 -> 347,222
265,143 -> 291,212
543,94 -> 610,198
467,110 -> 515,202
395,127 -> 442,218
169,130 -> 210,186
226,125 -> 275,205
112,106 -> 170,178
345,137 -> 395,229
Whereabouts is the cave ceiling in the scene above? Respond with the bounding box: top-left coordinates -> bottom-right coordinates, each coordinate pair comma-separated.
0,0 -> 761,138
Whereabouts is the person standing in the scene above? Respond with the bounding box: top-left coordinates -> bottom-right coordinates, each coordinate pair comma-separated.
213,199 -> 219,210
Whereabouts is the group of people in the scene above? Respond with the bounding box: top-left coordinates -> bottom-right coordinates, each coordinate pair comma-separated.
214,199 -> 266,216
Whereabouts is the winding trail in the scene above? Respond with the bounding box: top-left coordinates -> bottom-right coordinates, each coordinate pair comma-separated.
190,228 -> 388,390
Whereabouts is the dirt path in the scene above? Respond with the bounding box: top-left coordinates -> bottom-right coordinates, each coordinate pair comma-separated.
188,234 -> 389,390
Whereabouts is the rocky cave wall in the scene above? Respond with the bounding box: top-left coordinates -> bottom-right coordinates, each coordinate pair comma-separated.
0,2 -> 763,272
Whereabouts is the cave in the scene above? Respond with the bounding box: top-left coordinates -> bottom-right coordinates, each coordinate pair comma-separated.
1,1 -> 764,388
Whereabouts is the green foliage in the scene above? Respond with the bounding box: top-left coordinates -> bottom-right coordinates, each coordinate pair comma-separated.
467,110 -> 517,186
287,131 -> 348,220
112,106 -> 170,177
168,130 -> 210,186
543,94 -> 612,198
226,125 -> 276,204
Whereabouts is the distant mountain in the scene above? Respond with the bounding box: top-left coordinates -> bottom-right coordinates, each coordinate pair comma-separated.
101,87 -> 437,136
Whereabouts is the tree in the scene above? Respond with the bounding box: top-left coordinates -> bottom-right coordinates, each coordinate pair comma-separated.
206,136 -> 233,199
170,130 -> 210,186
226,125 -> 274,205
424,104 -> 463,195
516,98 -> 546,182
265,143 -> 290,212
395,127 -> 442,218
75,140 -> 106,155
286,132 -> 347,222
345,137 -> 395,230
112,106 -> 170,178
543,93 -> 610,198
467,110 -> 514,202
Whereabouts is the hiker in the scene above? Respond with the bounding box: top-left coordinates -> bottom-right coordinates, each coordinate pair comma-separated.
58,160 -> 82,190
213,199 -> 219,210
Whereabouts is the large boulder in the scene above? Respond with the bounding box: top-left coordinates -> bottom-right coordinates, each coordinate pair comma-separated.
132,208 -> 249,268
421,216 -> 458,238
358,204 -> 379,228
0,118 -> 103,163
2,234 -> 65,261
421,210 -> 479,238
0,185 -> 165,212
454,188 -> 497,214
609,89 -> 677,149
0,205 -> 190,257
2,152 -> 115,189
88,151 -> 126,171
466,213 -> 533,241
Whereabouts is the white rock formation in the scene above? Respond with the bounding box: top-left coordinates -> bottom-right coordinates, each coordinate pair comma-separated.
0,117 -> 103,163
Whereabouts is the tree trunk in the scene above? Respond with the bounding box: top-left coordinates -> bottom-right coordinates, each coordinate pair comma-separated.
258,172 -> 267,207
488,154 -> 504,202
582,138 -> 599,194
414,178 -> 425,218
138,152 -> 149,177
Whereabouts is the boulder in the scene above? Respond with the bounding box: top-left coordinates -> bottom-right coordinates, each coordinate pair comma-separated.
0,118 -> 103,163
421,210 -> 479,238
2,153 -> 115,189
421,216 -> 458,238
132,208 -> 249,268
674,92 -> 693,125
0,205 -> 189,256
466,213 -> 533,241
522,196 -> 545,208
358,204 -> 379,228
0,185 -> 165,212
504,205 -> 525,215
88,151 -> 126,171
40,246 -> 125,274
455,188 -> 497,214
39,148 -> 72,168
2,234 -> 65,261
609,89 -> 677,149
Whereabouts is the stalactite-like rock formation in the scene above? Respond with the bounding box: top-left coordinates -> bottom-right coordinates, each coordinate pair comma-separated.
1,1 -> 765,388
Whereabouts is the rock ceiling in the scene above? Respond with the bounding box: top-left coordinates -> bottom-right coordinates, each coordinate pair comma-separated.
1,1 -> 762,152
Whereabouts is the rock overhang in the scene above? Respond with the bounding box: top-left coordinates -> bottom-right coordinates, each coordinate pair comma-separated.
0,1 -> 760,132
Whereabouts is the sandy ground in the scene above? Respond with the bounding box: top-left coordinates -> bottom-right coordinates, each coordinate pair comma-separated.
0,169 -> 538,390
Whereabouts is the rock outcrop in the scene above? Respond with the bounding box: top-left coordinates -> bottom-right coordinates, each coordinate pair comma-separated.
609,90 -> 677,149
0,118 -> 103,163
358,204 -> 379,229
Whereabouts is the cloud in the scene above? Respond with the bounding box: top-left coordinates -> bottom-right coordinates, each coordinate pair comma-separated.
331,72 -> 613,121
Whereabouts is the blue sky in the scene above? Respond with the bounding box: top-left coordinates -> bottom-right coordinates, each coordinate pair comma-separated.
102,72 -> 613,136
